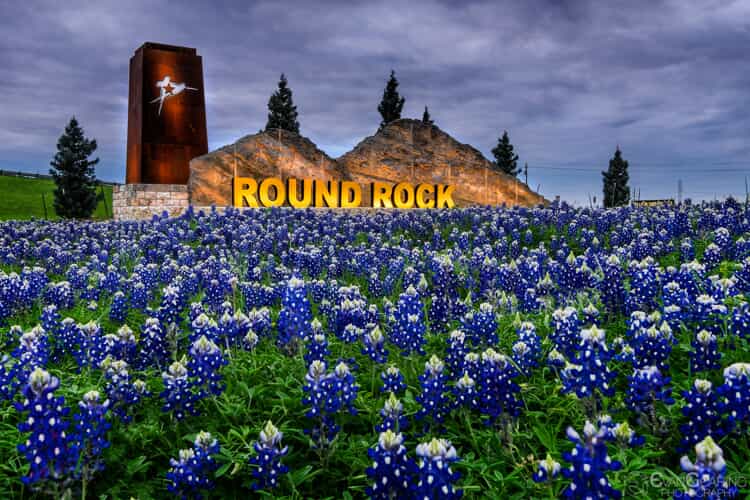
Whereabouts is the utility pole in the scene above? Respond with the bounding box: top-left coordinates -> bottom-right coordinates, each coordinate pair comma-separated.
523,162 -> 528,185
678,179 -> 683,205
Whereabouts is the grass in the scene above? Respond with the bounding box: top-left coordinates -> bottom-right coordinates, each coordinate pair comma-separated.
0,175 -> 112,220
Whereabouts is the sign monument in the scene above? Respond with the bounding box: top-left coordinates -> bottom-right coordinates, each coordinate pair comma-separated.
125,42 -> 208,184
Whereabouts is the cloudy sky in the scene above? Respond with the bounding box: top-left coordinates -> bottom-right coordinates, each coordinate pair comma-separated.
1,0 -> 748,204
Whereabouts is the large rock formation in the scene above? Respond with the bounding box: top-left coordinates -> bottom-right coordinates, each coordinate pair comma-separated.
189,119 -> 545,207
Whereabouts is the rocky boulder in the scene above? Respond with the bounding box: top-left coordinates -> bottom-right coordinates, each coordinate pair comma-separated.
189,129 -> 345,207
189,119 -> 545,207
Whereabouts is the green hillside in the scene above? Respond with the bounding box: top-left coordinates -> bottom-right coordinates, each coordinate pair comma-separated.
0,174 -> 113,221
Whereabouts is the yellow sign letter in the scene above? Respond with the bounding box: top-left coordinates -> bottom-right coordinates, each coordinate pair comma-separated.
233,177 -> 259,207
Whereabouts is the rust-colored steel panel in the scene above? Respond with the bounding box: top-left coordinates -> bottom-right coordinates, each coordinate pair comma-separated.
126,42 -> 208,184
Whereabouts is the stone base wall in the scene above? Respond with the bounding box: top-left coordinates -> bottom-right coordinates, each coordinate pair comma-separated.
113,184 -> 188,220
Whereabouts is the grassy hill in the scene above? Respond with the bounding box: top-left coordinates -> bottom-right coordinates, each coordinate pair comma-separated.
0,174 -> 113,221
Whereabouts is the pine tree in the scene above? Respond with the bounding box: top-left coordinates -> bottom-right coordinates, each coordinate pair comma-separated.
602,147 -> 630,207
491,131 -> 520,177
378,70 -> 405,129
49,117 -> 99,219
422,106 -> 433,125
265,74 -> 300,134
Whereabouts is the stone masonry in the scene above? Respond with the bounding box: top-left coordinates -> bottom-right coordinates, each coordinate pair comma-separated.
112,184 -> 188,220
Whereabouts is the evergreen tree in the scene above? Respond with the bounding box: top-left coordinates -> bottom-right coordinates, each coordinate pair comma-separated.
378,70 -> 405,129
491,131 -> 520,177
49,117 -> 99,219
602,147 -> 630,207
265,74 -> 300,134
422,106 -> 433,125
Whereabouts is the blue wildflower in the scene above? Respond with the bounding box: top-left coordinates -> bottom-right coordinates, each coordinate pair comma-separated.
362,325 -> 388,364
15,368 -> 75,488
678,379 -> 730,453
365,431 -> 415,500
674,436 -> 737,499
416,355 -> 452,432
380,365 -> 407,395
249,421 -> 289,491
277,276 -> 312,353
188,335 -> 227,399
72,390 -> 110,481
718,362 -> 750,432
691,330 -> 722,372
414,438 -> 462,500
166,431 -> 220,499
533,453 -> 561,483
561,422 -> 622,499
161,360 -> 197,421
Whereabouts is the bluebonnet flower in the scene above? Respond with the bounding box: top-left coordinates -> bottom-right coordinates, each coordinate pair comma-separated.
376,392 -> 409,433
247,307 -> 272,339
547,348 -> 566,369
678,379 -> 730,453
249,421 -> 289,491
550,307 -> 581,358
107,325 -> 137,365
277,276 -> 312,353
333,360 -> 359,414
166,431 -> 220,499
54,318 -> 82,363
416,355 -> 452,432
137,317 -> 169,371
414,438 -> 462,500
729,302 -> 750,339
690,330 -> 722,373
477,348 -> 522,427
188,335 -> 227,399
161,360 -> 197,421
694,294 -> 727,336
626,365 -> 675,421
341,323 -> 363,344
14,325 -> 49,371
718,362 -> 750,432
72,390 -> 110,481
0,353 -> 21,401
632,322 -> 673,371
362,325 -> 388,364
380,365 -> 407,395
243,330 -> 259,351
130,282 -> 149,311
78,321 -> 106,369
102,358 -> 145,423
365,431 -> 415,500
560,421 -> 622,499
389,285 -> 426,355
108,291 -> 129,323
512,341 -> 536,377
452,372 -> 478,411
674,436 -> 737,499
15,368 -> 75,488
702,243 -> 722,270
532,453 -> 561,483
190,313 -> 218,345
304,322 -> 329,365
561,326 -> 616,411
445,329 -> 468,376
600,254 -> 626,314
582,303 -> 601,326
302,360 -> 342,448
461,302 -> 498,346
680,238 -> 695,262
604,419 -> 645,448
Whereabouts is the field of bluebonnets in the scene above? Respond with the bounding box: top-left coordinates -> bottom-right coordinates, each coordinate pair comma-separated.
1,201 -> 750,499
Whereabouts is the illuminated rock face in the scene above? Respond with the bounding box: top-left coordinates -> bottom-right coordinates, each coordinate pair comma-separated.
189,119 -> 545,207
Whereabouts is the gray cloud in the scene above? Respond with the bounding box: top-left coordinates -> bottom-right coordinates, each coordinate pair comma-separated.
0,0 -> 748,203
